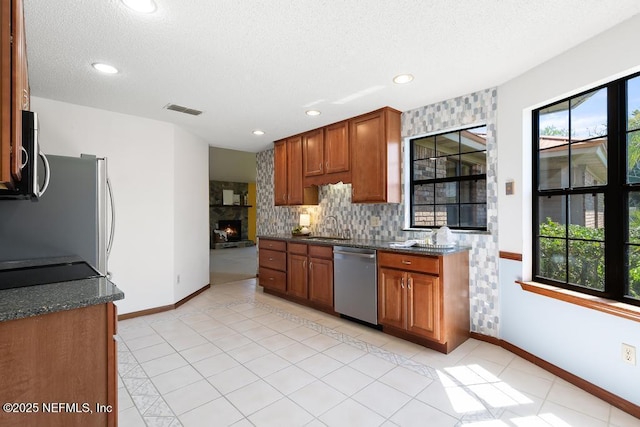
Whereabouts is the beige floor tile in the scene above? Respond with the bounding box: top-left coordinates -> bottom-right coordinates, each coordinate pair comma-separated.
206,365 -> 260,394
150,365 -> 203,395
163,379 -> 220,415
179,397 -> 244,427
192,352 -> 240,377
288,380 -> 347,416
248,398 -> 314,427
264,365 -> 316,395
389,399 -> 459,427
225,380 -> 284,416
352,381 -> 412,418
296,353 -> 344,378
319,398 -> 386,427
321,365 -> 374,396
244,353 -> 291,377
378,366 -> 434,397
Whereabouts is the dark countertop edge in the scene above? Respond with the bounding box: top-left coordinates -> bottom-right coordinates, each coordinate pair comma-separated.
257,235 -> 470,256
0,278 -> 124,323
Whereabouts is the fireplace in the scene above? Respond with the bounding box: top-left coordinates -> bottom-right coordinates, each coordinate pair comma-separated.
218,219 -> 241,242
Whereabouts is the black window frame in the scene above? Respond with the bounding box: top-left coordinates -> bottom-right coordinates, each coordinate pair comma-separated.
532,71 -> 640,307
409,125 -> 488,231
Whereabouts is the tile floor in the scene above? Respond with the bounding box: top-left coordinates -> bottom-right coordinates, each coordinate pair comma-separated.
117,279 -> 640,427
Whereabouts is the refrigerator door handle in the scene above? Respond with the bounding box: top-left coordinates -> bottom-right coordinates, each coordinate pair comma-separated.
37,151 -> 51,197
106,177 -> 115,257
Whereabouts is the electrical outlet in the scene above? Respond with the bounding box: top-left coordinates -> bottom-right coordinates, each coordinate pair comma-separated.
622,343 -> 636,366
371,216 -> 381,227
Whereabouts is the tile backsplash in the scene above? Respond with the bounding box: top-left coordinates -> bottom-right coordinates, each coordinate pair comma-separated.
256,87 -> 499,337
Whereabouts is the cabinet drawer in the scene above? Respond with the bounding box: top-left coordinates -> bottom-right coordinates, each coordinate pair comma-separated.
288,242 -> 308,255
377,251 -> 439,275
308,244 -> 333,259
259,249 -> 286,271
259,267 -> 286,292
260,239 -> 286,251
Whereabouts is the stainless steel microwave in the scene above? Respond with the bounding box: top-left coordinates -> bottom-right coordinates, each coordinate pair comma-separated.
0,111 -> 49,200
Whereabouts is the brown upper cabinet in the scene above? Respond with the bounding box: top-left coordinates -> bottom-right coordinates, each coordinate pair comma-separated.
350,107 -> 401,203
0,0 -> 29,190
303,120 -> 350,186
274,137 -> 319,206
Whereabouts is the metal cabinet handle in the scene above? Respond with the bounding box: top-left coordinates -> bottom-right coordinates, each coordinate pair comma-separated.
303,260 -> 307,269
408,278 -> 412,290
268,257 -> 274,261
309,261 -> 313,270
326,161 -> 329,170
268,277 -> 274,281
319,162 -> 323,172
402,260 -> 412,265
400,278 -> 404,289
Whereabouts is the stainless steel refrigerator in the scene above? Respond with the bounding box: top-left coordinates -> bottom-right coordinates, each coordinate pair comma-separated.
0,154 -> 115,276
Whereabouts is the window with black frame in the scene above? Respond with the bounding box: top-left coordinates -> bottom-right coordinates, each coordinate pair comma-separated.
410,125 -> 487,230
533,72 -> 640,306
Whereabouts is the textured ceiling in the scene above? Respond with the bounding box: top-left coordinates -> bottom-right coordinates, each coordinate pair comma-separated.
23,0 -> 640,153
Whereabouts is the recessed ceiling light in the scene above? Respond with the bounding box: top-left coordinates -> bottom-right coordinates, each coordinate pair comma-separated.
305,110 -> 321,116
122,0 -> 157,13
252,130 -> 265,136
92,63 -> 119,74
393,74 -> 414,84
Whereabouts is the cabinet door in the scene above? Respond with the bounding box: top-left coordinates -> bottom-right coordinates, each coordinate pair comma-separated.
350,111 -> 385,202
377,267 -> 405,329
10,0 -> 25,181
0,0 -> 12,187
287,253 -> 308,299
308,256 -> 333,308
273,140 -> 288,206
325,121 -> 349,174
303,128 -> 324,177
286,136 -> 304,205
407,272 -> 441,341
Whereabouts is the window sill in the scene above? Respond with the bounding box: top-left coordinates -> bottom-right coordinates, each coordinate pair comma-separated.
517,281 -> 640,323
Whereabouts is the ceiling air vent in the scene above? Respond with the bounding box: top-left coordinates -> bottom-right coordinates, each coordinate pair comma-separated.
163,103 -> 203,116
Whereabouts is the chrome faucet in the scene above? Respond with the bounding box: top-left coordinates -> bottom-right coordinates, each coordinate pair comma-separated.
325,215 -> 338,236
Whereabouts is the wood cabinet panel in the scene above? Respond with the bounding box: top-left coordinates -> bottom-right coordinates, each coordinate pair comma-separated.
378,252 -> 439,275
274,137 -> 318,206
287,253 -> 308,299
308,256 -> 333,308
287,242 -> 307,255
303,128 -> 324,177
407,273 -> 441,340
0,0 -> 12,187
350,108 -> 401,203
0,304 -> 116,427
273,140 -> 288,206
10,0 -> 25,181
308,244 -> 332,259
324,121 -> 349,174
260,239 -> 287,252
259,248 -> 286,271
378,267 -> 405,329
377,250 -> 468,353
259,267 -> 287,292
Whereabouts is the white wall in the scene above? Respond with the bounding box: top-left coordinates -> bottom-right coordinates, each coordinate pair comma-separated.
30,97 -> 210,314
497,14 -> 640,405
173,126 -> 209,302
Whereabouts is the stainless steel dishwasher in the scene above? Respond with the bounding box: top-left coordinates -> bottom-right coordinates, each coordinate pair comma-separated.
333,246 -> 378,325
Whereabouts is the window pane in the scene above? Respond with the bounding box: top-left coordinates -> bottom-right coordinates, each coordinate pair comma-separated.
435,182 -> 457,204
628,192 -> 640,244
627,245 -> 640,300
628,130 -> 640,183
628,75 -> 640,132
539,100 -> 569,138
460,204 -> 486,228
413,158 -> 436,180
539,144 -> 568,190
460,153 -> 486,175
539,195 -> 566,237
413,205 -> 435,227
436,133 -> 459,155
570,88 -> 608,139
412,136 -> 435,160
442,205 -> 459,227
434,205 -> 448,227
568,194 -> 605,239
538,237 -> 567,282
413,183 -> 434,205
568,240 -> 604,290
460,126 -> 487,153
460,180 -> 486,203
571,137 -> 607,187
435,157 -> 458,178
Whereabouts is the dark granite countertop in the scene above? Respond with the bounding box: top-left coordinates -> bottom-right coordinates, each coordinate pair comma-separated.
258,234 -> 470,256
0,256 -> 124,322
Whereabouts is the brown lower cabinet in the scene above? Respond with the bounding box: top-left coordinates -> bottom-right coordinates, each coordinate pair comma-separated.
377,250 -> 469,353
259,238 -> 334,313
0,303 -> 117,427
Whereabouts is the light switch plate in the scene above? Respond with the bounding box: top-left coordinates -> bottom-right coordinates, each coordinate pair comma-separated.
505,181 -> 515,195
